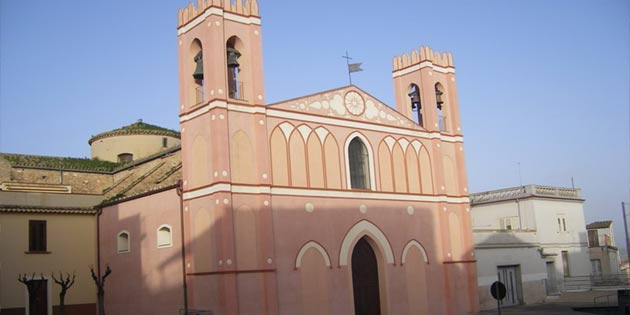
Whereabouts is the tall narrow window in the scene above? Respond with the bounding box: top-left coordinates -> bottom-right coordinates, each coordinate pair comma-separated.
117,231 -> 130,253
435,83 -> 447,132
227,37 -> 243,100
408,84 -> 423,127
157,225 -> 172,248
162,137 -> 168,148
348,137 -> 371,189
561,251 -> 570,277
29,220 -> 47,252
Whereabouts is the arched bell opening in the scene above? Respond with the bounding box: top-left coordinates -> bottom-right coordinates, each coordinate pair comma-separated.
408,84 -> 423,127
435,83 -> 447,132
190,39 -> 204,105
226,36 -> 245,101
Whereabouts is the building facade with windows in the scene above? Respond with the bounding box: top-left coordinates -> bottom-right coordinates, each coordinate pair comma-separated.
2,1 -> 480,314
471,185 -> 591,310
0,126 -> 182,315
586,220 -> 621,276
96,1 -> 479,315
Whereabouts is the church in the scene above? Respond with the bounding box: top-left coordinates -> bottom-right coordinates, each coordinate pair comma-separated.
1,0 -> 479,314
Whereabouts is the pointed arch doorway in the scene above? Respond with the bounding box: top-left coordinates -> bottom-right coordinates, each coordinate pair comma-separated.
351,237 -> 381,315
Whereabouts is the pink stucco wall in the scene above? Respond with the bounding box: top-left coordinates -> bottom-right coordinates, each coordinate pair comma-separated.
99,189 -> 183,315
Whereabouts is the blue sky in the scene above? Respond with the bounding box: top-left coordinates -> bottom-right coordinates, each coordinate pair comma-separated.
1,1 -> 629,244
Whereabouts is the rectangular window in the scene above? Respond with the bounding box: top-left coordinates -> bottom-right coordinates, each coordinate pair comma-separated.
591,259 -> 602,276
562,251 -> 570,277
557,216 -> 567,232
162,137 -> 168,148
29,220 -> 47,252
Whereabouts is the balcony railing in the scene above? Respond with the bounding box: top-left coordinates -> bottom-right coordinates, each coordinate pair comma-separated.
228,81 -> 245,101
195,86 -> 204,105
438,114 -> 447,132
471,185 -> 582,204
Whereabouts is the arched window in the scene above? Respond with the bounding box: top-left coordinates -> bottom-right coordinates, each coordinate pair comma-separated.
348,137 -> 371,189
190,39 -> 204,105
117,231 -> 130,253
435,83 -> 447,132
408,84 -> 423,127
157,225 -> 172,248
117,153 -> 133,163
226,36 -> 243,100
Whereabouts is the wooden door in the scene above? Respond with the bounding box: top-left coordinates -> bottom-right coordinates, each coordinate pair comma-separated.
352,237 -> 381,315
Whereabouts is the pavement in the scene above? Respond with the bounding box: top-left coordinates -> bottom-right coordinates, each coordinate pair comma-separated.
478,291 -> 619,315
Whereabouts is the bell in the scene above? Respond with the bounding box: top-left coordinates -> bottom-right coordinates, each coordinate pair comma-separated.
227,47 -> 241,68
192,51 -> 204,80
408,91 -> 421,110
435,89 -> 444,110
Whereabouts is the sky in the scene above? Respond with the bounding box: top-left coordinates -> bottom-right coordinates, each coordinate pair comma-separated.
1,1 -> 629,245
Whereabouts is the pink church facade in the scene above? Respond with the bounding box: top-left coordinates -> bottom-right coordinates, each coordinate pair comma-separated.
99,1 -> 479,314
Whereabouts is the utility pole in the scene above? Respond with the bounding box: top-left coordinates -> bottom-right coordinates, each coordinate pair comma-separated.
623,202 -> 630,263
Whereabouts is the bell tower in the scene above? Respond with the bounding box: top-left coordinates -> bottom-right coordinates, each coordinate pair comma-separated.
178,0 -> 264,110
392,46 -> 462,136
176,1 -> 277,314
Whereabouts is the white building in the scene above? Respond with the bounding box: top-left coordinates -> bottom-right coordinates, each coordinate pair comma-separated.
471,185 -> 591,309
586,220 -> 621,276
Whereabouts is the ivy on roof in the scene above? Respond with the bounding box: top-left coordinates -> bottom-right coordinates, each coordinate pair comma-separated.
89,120 -> 181,144
0,153 -> 123,172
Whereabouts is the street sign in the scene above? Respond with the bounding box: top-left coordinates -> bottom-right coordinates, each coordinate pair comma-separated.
491,281 -> 506,300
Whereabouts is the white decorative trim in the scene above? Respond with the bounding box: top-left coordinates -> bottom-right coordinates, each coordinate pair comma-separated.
224,12 -> 261,26
392,61 -> 455,78
295,241 -> 331,268
180,100 -> 227,122
411,140 -> 422,154
177,7 -> 224,35
271,187 -> 470,203
314,127 -> 329,143
383,136 -> 396,152
182,183 -> 469,203
398,138 -> 410,153
183,183 -> 231,200
344,132 -> 377,190
278,122 -> 294,141
227,103 -> 266,114
401,240 -> 429,264
266,109 -> 464,143
339,220 -> 395,266
297,125 -> 312,141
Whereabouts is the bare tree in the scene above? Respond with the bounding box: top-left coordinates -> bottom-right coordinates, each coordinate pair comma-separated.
18,273 -> 46,315
51,271 -> 76,315
90,265 -> 111,315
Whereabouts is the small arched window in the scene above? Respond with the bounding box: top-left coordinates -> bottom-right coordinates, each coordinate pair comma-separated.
348,137 -> 371,189
226,36 -> 243,100
117,153 -> 133,163
435,83 -> 447,132
157,225 -> 172,248
408,84 -> 423,127
117,231 -> 130,253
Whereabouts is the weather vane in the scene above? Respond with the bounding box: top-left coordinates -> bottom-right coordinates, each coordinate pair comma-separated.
342,51 -> 363,85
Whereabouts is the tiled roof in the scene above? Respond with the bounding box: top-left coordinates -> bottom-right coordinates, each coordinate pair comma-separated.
0,153 -> 123,172
0,205 -> 96,215
89,120 -> 180,145
586,220 -> 613,229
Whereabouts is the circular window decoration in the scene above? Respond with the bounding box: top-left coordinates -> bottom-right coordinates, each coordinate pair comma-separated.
344,91 -> 365,116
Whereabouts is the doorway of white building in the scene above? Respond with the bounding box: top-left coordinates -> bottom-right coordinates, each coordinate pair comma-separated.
546,261 -> 560,295
498,265 -> 522,307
